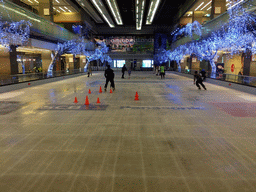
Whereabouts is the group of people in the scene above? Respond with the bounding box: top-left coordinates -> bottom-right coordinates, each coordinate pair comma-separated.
155,65 -> 166,79
101,65 -> 208,92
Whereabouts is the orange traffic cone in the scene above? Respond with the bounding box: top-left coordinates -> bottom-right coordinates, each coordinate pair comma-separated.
110,89 -> 113,93
99,86 -> 102,93
97,97 -> 101,103
85,96 -> 89,105
74,97 -> 78,103
88,89 -> 91,94
135,92 -> 139,101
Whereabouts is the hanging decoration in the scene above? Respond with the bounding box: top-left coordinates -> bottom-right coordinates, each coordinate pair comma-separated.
83,41 -> 112,72
0,0 -> 32,49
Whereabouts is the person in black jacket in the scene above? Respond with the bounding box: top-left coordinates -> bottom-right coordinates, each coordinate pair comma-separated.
121,64 -> 127,79
194,71 -> 206,90
104,65 -> 115,91
200,69 -> 206,81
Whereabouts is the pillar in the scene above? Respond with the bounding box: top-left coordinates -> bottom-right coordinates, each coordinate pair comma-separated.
41,50 -> 52,73
0,47 -> 11,75
210,0 -> 226,20
243,49 -> 252,76
39,0 -> 53,22
10,45 -> 18,75
154,33 -> 167,66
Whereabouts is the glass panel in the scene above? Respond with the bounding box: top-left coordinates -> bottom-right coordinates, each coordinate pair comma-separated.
142,60 -> 152,67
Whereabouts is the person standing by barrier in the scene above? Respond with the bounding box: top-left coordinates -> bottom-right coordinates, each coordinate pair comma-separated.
87,65 -> 92,77
194,71 -> 207,90
128,68 -> 131,79
160,65 -> 165,79
122,64 -> 127,79
104,65 -> 115,91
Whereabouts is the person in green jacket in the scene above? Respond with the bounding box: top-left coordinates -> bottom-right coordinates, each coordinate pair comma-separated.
160,65 -> 165,79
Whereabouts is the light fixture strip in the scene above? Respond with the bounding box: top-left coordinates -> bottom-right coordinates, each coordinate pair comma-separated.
200,1 -> 212,11
106,0 -> 123,25
59,7 -> 66,12
91,0 -> 115,27
195,2 -> 204,11
136,0 -> 145,30
34,0 -> 39,3
227,0 -> 244,10
146,0 -> 161,25
207,6 -> 212,11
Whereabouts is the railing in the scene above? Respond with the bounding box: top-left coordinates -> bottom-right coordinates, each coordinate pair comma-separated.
0,69 -> 84,86
178,69 -> 256,87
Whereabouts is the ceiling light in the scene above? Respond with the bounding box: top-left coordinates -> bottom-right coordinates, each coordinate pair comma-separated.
200,1 -> 212,11
146,0 -> 161,25
64,6 -> 69,10
195,2 -> 204,11
59,7 -> 66,12
136,0 -> 145,30
207,6 -> 212,11
106,0 -> 123,25
91,0 -> 115,28
56,10 -> 60,13
53,7 -> 56,9
28,0 -> 33,3
34,0 -> 39,3
55,0 -> 60,3
227,0 -> 244,10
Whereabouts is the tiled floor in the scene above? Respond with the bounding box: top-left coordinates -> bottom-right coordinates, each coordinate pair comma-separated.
0,71 -> 256,192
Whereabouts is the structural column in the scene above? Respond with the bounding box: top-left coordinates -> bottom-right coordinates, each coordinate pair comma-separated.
10,45 -> 18,75
210,0 -> 226,20
39,0 -> 53,22
243,49 -> 251,76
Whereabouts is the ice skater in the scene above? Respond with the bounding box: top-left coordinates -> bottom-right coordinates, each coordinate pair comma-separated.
104,65 -> 115,91
122,64 -> 127,79
200,69 -> 206,81
128,68 -> 131,79
160,65 -> 165,79
194,71 -> 206,90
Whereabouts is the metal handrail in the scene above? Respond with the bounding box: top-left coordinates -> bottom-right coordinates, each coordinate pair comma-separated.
0,69 -> 84,86
178,69 -> 256,87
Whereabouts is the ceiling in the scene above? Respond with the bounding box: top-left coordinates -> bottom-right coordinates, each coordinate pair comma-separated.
20,0 -> 79,12
72,0 -> 193,35
17,0 -> 195,35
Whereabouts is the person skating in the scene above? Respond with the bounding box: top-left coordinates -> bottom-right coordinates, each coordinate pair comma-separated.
122,64 -> 127,79
160,65 -> 165,79
104,65 -> 115,91
87,65 -> 92,77
194,71 -> 206,90
128,68 -> 131,79
200,69 -> 206,81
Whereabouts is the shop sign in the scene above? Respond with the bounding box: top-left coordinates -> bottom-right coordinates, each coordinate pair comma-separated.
192,58 -> 197,63
231,64 -> 235,72
181,59 -> 184,63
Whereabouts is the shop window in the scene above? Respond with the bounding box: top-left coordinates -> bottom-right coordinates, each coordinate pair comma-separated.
114,60 -> 125,68
142,60 -> 153,67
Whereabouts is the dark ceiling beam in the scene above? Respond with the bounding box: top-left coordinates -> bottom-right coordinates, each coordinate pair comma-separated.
96,24 -> 174,35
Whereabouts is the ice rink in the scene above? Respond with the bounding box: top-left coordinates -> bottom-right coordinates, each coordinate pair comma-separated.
0,71 -> 256,191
